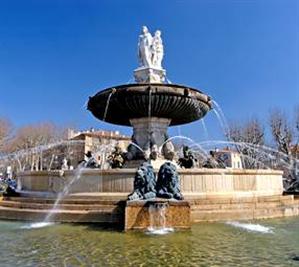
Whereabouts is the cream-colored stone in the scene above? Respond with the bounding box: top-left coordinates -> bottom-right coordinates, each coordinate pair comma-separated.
125,200 -> 190,231
17,168 -> 284,198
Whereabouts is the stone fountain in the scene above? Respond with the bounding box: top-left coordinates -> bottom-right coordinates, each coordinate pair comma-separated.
87,25 -> 206,230
88,26 -> 212,168
0,26 -> 296,230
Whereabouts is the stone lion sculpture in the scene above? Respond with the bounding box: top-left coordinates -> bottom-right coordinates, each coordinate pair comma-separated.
156,162 -> 183,200
128,162 -> 157,200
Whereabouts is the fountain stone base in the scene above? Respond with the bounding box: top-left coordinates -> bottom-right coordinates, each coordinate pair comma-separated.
130,117 -> 171,153
124,199 -> 191,231
127,117 -> 176,161
133,67 -> 166,83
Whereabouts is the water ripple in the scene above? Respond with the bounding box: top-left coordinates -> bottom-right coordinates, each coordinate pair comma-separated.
0,218 -> 298,266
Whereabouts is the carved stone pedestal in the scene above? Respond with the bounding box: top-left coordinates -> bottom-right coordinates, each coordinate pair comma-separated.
134,67 -> 166,83
130,117 -> 171,156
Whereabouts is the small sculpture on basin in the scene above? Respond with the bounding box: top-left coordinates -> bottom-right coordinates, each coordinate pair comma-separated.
84,151 -> 100,169
178,146 -> 197,169
108,145 -> 125,169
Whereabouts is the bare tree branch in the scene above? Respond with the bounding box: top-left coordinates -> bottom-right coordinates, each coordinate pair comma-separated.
228,118 -> 265,168
269,109 -> 293,156
0,117 -> 13,153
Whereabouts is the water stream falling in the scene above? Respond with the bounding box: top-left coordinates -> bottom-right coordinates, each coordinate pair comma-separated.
0,140 -> 85,163
160,135 -> 208,159
35,144 -> 120,229
129,142 -> 145,154
147,202 -> 174,235
147,88 -> 152,152
197,145 -> 264,169
25,161 -> 88,229
177,126 -> 182,137
0,140 -> 86,173
3,87 -> 297,233
18,141 -> 143,229
200,119 -> 209,140
212,109 -> 230,139
211,100 -> 231,140
197,140 -> 299,169
44,166 -> 84,222
148,88 -> 152,119
102,89 -> 115,122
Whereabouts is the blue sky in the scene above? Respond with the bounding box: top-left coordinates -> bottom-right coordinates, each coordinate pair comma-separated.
0,0 -> 298,142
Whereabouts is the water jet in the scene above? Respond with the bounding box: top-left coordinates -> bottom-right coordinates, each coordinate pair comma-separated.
0,26 -> 298,231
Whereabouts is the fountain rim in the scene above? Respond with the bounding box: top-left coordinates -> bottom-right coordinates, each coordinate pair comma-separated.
89,83 -> 212,103
17,168 -> 284,176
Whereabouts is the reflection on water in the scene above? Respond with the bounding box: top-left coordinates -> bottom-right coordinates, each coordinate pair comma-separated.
0,218 -> 299,266
226,221 -> 274,234
20,222 -> 55,230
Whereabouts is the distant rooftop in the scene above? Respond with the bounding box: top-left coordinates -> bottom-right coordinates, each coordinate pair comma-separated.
67,128 -> 130,141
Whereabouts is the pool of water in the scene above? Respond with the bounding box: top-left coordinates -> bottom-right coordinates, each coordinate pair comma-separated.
1,218 -> 299,266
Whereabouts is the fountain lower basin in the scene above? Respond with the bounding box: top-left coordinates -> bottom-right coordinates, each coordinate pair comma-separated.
0,168 -> 298,228
17,168 -> 284,198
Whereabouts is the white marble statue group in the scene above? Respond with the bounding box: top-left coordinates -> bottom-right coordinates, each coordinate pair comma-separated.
138,26 -> 164,69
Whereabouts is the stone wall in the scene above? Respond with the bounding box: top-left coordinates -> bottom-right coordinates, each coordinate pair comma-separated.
124,200 -> 191,231
17,168 -> 283,198
179,169 -> 283,198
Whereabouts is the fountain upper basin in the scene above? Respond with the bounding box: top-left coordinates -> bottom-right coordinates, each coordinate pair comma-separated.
87,83 -> 212,126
